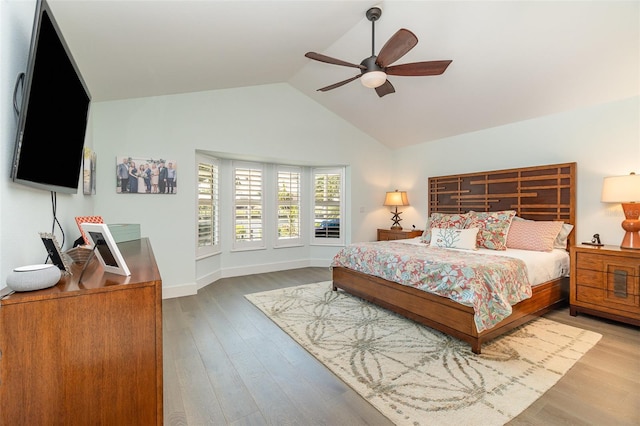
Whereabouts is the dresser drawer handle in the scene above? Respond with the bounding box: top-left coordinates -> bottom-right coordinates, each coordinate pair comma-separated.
613,269 -> 628,298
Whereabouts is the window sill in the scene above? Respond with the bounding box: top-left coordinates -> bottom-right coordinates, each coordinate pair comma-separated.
230,246 -> 267,253
273,243 -> 304,249
310,242 -> 345,247
196,250 -> 221,261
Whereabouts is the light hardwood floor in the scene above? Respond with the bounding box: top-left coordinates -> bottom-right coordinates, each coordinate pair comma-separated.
163,267 -> 640,425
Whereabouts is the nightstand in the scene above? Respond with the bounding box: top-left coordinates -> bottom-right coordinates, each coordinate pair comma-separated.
377,228 -> 423,241
570,244 -> 640,326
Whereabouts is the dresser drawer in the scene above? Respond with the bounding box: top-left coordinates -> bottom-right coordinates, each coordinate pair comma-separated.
576,252 -> 640,277
575,263 -> 640,312
377,229 -> 423,241
575,285 -> 640,313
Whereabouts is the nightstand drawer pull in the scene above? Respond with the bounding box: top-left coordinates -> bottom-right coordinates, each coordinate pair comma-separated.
613,270 -> 628,298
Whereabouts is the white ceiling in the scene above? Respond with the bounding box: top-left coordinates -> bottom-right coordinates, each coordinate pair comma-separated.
48,0 -> 639,149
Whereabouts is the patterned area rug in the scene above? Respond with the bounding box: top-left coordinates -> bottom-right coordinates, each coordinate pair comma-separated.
245,282 -> 602,426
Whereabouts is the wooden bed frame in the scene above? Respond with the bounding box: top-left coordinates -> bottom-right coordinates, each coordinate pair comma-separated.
333,162 -> 576,354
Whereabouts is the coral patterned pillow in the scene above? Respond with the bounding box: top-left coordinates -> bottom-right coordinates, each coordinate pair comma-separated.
421,213 -> 470,244
507,219 -> 564,252
465,210 -> 516,250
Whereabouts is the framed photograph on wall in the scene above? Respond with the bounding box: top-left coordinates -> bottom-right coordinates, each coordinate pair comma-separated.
83,147 -> 97,195
116,156 -> 177,194
79,223 -> 131,276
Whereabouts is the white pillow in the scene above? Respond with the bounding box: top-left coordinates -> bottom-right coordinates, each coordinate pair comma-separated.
554,223 -> 574,249
430,227 -> 479,250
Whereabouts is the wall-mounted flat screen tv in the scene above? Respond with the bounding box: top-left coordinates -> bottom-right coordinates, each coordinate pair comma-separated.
11,0 -> 91,194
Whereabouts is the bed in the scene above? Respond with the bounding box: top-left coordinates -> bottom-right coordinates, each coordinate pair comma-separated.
332,162 -> 576,354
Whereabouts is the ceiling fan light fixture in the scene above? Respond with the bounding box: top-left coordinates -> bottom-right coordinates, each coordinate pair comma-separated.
361,71 -> 387,88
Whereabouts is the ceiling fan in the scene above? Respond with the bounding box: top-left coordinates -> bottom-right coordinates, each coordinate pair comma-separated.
305,7 -> 452,97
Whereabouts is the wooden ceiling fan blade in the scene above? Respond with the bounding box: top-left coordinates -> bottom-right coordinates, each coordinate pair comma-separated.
305,52 -> 365,69
317,75 -> 361,92
376,29 -> 418,68
386,60 -> 453,76
375,80 -> 395,97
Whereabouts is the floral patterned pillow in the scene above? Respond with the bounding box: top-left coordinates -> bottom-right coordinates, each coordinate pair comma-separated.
431,227 -> 479,250
465,210 -> 516,250
421,213 -> 470,244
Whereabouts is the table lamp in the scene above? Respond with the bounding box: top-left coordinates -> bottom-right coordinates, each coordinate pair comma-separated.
383,190 -> 409,230
601,172 -> 640,249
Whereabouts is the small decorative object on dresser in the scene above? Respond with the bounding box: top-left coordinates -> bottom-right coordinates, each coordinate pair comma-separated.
79,222 -> 131,276
570,244 -> 640,326
377,228 -> 423,241
6,264 -> 61,292
39,232 -> 71,273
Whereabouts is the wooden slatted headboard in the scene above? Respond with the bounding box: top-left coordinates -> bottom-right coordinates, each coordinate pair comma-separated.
428,162 -> 576,247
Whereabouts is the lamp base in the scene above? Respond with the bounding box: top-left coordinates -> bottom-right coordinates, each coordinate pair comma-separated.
390,207 -> 403,230
620,232 -> 640,249
620,203 -> 640,250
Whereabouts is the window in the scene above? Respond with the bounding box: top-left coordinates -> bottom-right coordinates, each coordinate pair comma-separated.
196,156 -> 219,257
276,166 -> 302,246
195,158 -> 345,252
233,162 -> 264,249
312,167 -> 344,245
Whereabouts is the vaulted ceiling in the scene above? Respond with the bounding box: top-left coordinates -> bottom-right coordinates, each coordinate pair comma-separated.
48,0 -> 639,149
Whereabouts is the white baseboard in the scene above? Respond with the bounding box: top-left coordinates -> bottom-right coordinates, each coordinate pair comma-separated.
308,258 -> 332,268
162,282 -> 197,299
197,270 -> 222,290
162,258 -> 333,299
221,259 -> 310,278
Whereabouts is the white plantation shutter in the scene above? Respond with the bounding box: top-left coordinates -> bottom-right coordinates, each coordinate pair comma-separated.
234,162 -> 264,249
196,157 -> 219,256
276,167 -> 302,244
313,167 -> 344,245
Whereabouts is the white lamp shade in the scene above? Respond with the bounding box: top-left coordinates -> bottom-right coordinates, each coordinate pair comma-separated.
361,71 -> 387,88
601,173 -> 640,203
384,191 -> 409,206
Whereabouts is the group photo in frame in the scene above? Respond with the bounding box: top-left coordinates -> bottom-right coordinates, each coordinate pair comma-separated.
116,156 -> 177,194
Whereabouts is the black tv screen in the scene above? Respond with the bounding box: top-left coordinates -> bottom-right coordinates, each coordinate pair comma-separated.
11,0 -> 91,194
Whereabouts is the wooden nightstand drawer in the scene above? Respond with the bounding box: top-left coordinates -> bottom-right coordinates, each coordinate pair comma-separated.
577,252 -> 640,277
377,229 -> 423,241
575,260 -> 640,312
570,245 -> 640,325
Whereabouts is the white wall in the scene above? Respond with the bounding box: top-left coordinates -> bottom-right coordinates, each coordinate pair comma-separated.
0,0 -> 94,291
91,84 -> 393,295
392,96 -> 640,246
4,0 -> 637,297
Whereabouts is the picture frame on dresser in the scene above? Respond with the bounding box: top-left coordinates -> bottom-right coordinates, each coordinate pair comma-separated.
39,232 -> 71,274
80,223 -> 131,276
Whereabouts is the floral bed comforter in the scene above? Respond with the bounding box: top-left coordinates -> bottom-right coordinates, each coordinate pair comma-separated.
331,241 -> 531,332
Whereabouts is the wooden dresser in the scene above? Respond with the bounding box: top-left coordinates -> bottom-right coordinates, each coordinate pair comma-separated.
0,238 -> 163,425
377,228 -> 423,241
570,244 -> 640,326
